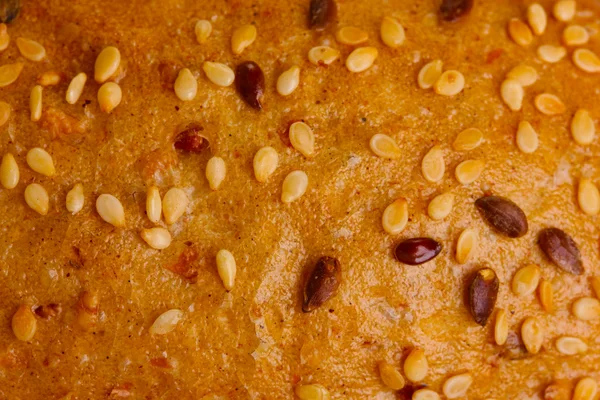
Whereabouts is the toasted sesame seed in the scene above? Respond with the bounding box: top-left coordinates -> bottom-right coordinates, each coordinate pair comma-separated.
281,170 -> 308,203
572,48 -> 600,73
253,146 -> 279,182
538,279 -> 554,313
563,25 -> 589,46
494,309 -> 508,345
573,378 -> 598,400
295,384 -> 330,400
456,228 -> 477,264
0,153 -> 19,189
527,3 -> 547,35
453,128 -> 483,151
413,389 -> 440,400
538,45 -> 566,63
418,59 -> 443,90
30,85 -> 42,121
140,227 -> 172,250
506,65 -> 538,86
378,362 -> 405,390
516,121 -> 539,154
455,159 -> 485,184
553,0 -> 576,22
521,317 -> 543,354
369,133 -> 402,159
421,145 -> 445,182
500,79 -> 524,111
277,65 -> 300,96
216,249 -> 236,290
206,156 -> 226,190
24,183 -> 49,215
380,16 -> 405,48
555,336 -> 588,355
404,348 -> 428,382
174,68 -> 197,101
508,18 -> 533,46
571,109 -> 595,145
94,46 -> 121,83
428,193 -> 454,220
0,62 -> 24,87
336,26 -> 368,45
382,198 -> 408,235
203,62 -> 235,87
66,183 -> 84,214
289,121 -> 315,158
37,71 -> 62,86
149,309 -> 183,335
346,46 -> 378,73
66,72 -> 87,104
195,20 -> 212,44
0,24 -> 9,51
96,194 -> 125,227
442,373 -> 473,399
11,305 -> 36,342
231,24 -> 257,55
572,297 -> 600,320
512,265 -> 541,296
578,178 -> 600,215
162,187 -> 189,225
146,186 -> 162,223
308,46 -> 340,65
97,82 -> 122,113
0,100 -> 10,126
16,37 -> 46,61
434,70 -> 465,96
534,93 -> 565,115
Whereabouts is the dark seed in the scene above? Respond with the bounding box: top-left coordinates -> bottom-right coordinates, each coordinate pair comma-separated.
475,196 -> 528,238
500,331 -> 529,360
174,125 -> 209,153
538,228 -> 583,275
34,303 -> 62,320
236,61 -> 264,110
468,268 -> 499,326
394,238 -> 442,265
309,0 -> 337,30
0,0 -> 20,24
303,256 -> 341,313
440,0 -> 473,22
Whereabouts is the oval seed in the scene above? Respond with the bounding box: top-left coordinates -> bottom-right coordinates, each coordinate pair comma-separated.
146,186 -> 161,223
382,198 -> 408,235
16,37 -> 45,61
0,23 -> 9,51
572,297 -> 600,321
456,228 -> 477,264
512,264 -> 541,297
495,309 -> 508,345
369,133 -> 402,159
26,147 -> 55,176
553,0 -> 576,22
538,228 -> 582,275
295,384 -> 331,400
308,46 -> 340,65
281,170 -> 308,203
475,195 -> 528,238
394,238 -> 442,265
149,309 -> 183,335
527,3 -> 547,36
573,49 -> 600,73
66,183 -> 84,214
206,156 -> 226,190
346,46 -> 378,73
96,194 -> 125,227
94,46 -> 121,83
500,79 -> 524,111
140,227 -> 171,250
571,109 -> 595,145
236,61 -> 265,110
538,45 -> 566,63
535,93 -> 565,115
413,389 -> 441,400
418,59 -> 443,90
508,18 -> 533,46
555,336 -> 587,355
538,279 -> 554,313
578,178 -> 600,215
455,159 -> 485,185
521,317 -> 544,354
308,0 -> 336,30
195,19 -> 212,44
573,378 -> 598,400
162,187 -> 189,225
0,100 -> 10,126
277,65 -> 300,96
30,85 -> 42,121
428,193 -> 454,220
37,70 -> 62,86
0,62 -> 23,87
303,256 -> 341,313
506,65 -> 538,87
0,1 -> 19,24
563,25 -> 589,46
203,61 -> 235,87
289,121 -> 315,158
443,373 -> 473,399
434,70 -> 464,96
468,268 -> 499,326
231,24 -> 256,55
378,361 -> 405,390
0,152 -> 18,189
216,249 -> 237,291
421,145 -> 444,182
253,146 -> 279,182
453,127 -> 483,151
380,16 -> 405,48
11,304 -> 36,341
98,82 -> 122,113
404,348 -> 428,382
174,68 -> 197,101
65,72 -> 87,105
516,121 -> 539,154
174,126 -> 208,153
336,26 -> 368,45
24,184 -> 48,216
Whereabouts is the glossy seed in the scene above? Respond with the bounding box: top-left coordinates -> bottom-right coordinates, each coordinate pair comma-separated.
146,186 -> 161,223
149,309 -> 183,335
308,0 -> 336,30
538,279 -> 554,313
346,47 -> 378,73
453,127 -> 483,151
571,109 -> 595,145
0,0 -> 20,24
203,62 -> 235,87
308,46 -> 340,65
512,264 -> 541,297
500,79 -> 524,111
65,72 -> 87,105
563,25 -> 589,46
521,317 -> 544,354
30,85 -> 42,121
253,146 -> 279,182
516,121 -> 539,154
369,133 -> 402,159
96,194 -> 125,227
506,65 -> 538,87
538,45 -> 566,63
382,198 -> 408,235
277,65 -> 300,96
94,46 -> 121,83
394,238 -> 442,265
378,362 -> 405,390
573,49 -> 600,73
527,3 -> 547,35
535,93 -> 565,115
289,121 -> 315,158
24,183 -> 48,215
236,61 -> 264,110
336,26 -> 368,45
281,170 -> 308,203
440,0 -> 473,21
442,373 -> 473,399
413,389 -> 441,400
428,193 -> 454,220
141,227 -> 172,250
98,82 -> 122,113
66,183 -> 84,214
572,297 -> 600,321
475,196 -> 528,238
162,187 -> 189,225
195,20 -> 212,44
573,378 -> 598,400
494,309 -> 508,345
468,268 -> 499,326
578,178 -> 600,215
553,0 -> 576,22
295,384 -> 331,400
303,256 -> 341,313
404,348 -> 428,382
174,68 -> 197,101
206,156 -> 226,190
0,152 -> 18,189
37,70 -> 61,86
456,228 -> 477,264
174,126 -> 208,153
508,18 -> 533,46
380,16 -> 405,48
418,59 -> 443,90
216,249 -> 236,290
555,336 -> 587,355
12,304 -> 36,342
16,37 -> 45,61
421,145 -> 445,182
538,228 -> 582,275
455,159 -> 485,184
0,100 -> 9,126
26,147 -> 55,176
0,62 -> 23,87
434,70 -> 464,96
231,24 -> 257,55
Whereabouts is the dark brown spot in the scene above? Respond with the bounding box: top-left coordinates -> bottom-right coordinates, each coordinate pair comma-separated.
0,0 -> 20,23
236,61 -> 265,110
165,246 -> 199,282
302,256 -> 341,313
475,195 -> 528,238
158,61 -> 181,90
174,125 -> 209,153
440,0 -> 473,22
394,238 -> 442,265
34,303 -> 62,320
149,357 -> 172,369
309,0 -> 337,30
468,268 -> 499,326
538,228 -> 583,275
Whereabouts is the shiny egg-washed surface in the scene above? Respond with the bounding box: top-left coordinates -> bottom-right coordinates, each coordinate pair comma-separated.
1,0 -> 600,399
